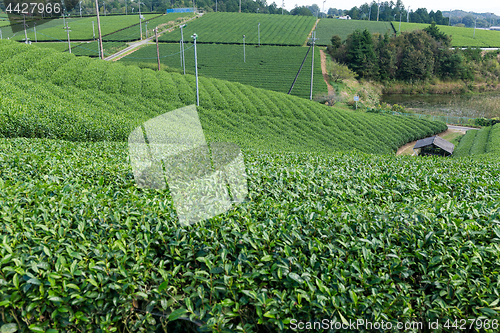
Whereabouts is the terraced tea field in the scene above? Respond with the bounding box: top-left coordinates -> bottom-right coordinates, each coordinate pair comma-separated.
71,41 -> 127,57
158,12 -> 316,45
26,41 -> 83,52
454,124 -> 500,157
1,39 -> 500,332
396,22 -> 500,47
119,43 -> 326,99
1,41 -> 446,152
102,12 -> 194,42
8,13 -> 159,42
315,19 -> 395,45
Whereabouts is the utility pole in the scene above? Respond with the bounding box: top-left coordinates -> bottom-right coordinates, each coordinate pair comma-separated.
407,6 -> 410,23
282,0 -> 284,15
92,21 -> 95,40
368,4 -> 371,21
192,33 -> 199,106
449,9 -> 451,26
0,29 -> 2,40
322,0 -> 326,16
125,0 -> 127,14
155,27 -> 160,71
65,21 -> 71,53
239,0 -> 241,13
95,0 -> 104,59
103,1 -> 106,16
258,23 -> 260,47
473,17 -> 477,38
34,23 -> 37,42
139,2 -> 143,40
23,15 -> 29,44
215,0 -> 217,12
145,21 -> 148,38
180,24 -> 186,74
243,35 -> 245,62
309,30 -> 317,100
79,1 -> 82,17
399,12 -> 402,32
376,2 -> 381,21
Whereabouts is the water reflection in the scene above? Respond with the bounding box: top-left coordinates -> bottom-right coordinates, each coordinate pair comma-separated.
381,93 -> 500,119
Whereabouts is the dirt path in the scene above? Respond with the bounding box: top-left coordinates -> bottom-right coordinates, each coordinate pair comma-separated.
396,128 -> 464,156
105,13 -> 203,61
319,50 -> 334,95
303,19 -> 320,46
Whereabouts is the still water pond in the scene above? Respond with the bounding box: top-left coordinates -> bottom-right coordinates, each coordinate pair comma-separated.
381,93 -> 500,119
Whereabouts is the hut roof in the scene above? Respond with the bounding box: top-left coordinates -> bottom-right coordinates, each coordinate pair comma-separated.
414,136 -> 454,154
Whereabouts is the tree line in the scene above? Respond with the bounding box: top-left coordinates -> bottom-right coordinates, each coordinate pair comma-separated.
337,0 -> 449,25
330,2 -> 499,28
327,23 -> 500,83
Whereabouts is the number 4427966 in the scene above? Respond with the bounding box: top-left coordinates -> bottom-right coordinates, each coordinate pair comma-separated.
444,319 -> 498,330
5,2 -> 62,15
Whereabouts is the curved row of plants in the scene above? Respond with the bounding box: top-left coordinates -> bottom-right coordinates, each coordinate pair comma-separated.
0,40 -> 446,155
454,124 -> 500,157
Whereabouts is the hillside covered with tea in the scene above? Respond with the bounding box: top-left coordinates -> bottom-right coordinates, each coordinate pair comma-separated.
0,39 -> 500,332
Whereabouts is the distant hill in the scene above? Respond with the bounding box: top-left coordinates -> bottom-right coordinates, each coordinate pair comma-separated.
442,10 -> 500,28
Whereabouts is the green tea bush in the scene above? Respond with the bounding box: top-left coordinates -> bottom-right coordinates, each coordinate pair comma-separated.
486,124 -> 500,155
101,63 -> 126,94
51,57 -> 93,87
120,65 -> 142,96
1,139 -> 500,332
141,68 -> 162,99
25,52 -> 74,81
0,39 -> 447,155
454,125 -> 500,158
75,60 -> 111,90
469,126 -> 491,155
475,117 -> 500,127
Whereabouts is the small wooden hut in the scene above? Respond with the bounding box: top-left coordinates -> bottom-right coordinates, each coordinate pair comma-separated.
413,136 -> 454,157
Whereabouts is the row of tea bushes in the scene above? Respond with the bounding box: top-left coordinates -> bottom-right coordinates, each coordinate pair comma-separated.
0,40 -> 447,155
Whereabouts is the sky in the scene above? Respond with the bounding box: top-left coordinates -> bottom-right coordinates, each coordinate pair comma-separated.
283,1 -> 500,17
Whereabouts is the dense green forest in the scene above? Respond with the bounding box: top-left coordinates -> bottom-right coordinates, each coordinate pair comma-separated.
328,24 -> 500,84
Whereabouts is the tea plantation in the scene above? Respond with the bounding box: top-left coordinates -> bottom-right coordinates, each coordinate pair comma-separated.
8,14 -> 160,42
158,12 -> 316,46
396,22 -> 500,47
453,125 -> 500,157
1,40 -> 500,332
119,44 -> 326,99
102,12 -> 194,42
